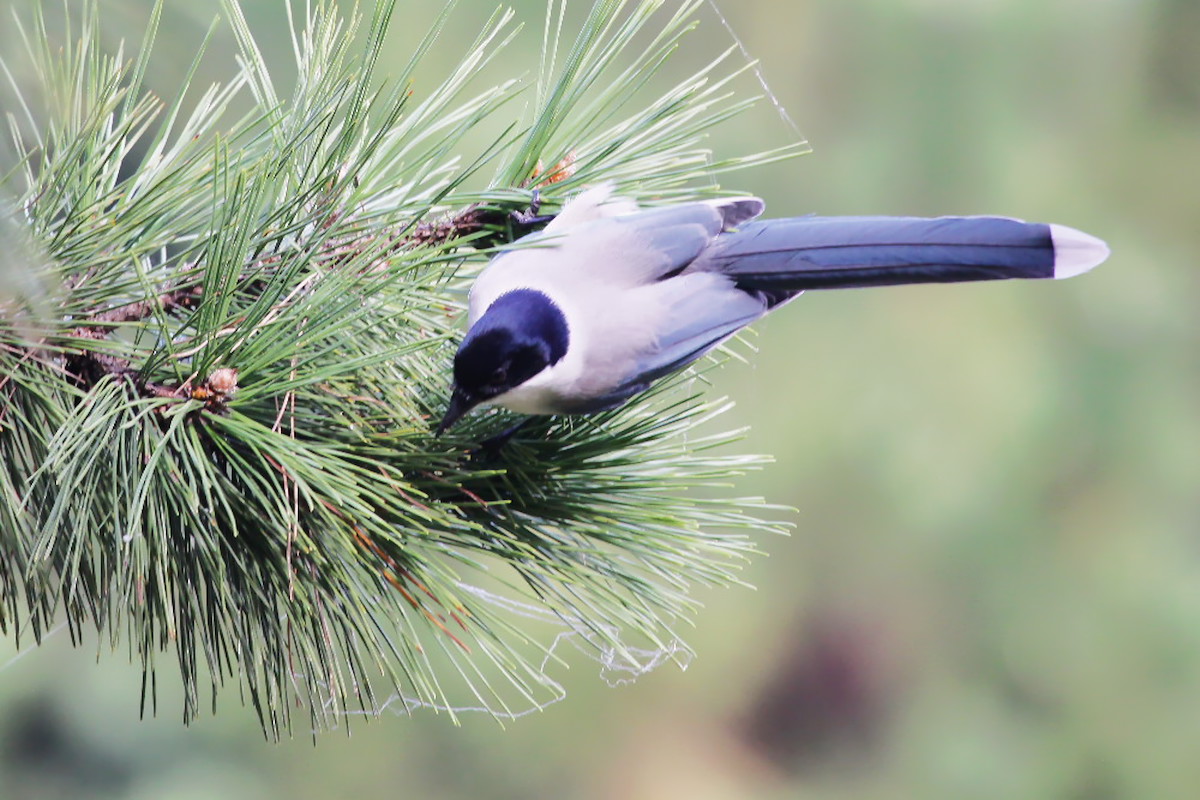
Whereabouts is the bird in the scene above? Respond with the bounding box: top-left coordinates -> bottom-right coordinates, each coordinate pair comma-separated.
437,185 -> 1109,435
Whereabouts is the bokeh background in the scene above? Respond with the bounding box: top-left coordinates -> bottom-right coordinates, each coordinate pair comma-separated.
2,1 -> 1197,798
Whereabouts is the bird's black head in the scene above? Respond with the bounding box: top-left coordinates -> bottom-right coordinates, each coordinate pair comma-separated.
437,289 -> 569,434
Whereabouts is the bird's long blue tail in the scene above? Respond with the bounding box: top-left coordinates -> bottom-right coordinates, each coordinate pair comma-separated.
705,215 -> 1108,292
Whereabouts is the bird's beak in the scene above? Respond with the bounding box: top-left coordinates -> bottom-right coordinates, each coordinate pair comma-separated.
436,386 -> 478,436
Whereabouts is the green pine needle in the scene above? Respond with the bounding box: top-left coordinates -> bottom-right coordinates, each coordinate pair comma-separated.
0,0 -> 805,736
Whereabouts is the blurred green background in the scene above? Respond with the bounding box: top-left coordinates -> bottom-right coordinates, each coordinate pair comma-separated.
2,0 -> 1197,798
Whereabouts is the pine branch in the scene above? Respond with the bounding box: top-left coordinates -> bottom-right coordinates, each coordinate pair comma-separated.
0,0 -> 806,736
57,199 -> 510,406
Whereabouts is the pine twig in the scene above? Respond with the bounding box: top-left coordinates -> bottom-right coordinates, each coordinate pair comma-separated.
56,202 -> 516,407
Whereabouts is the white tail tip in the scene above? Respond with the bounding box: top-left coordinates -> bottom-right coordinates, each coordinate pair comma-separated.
1050,223 -> 1110,279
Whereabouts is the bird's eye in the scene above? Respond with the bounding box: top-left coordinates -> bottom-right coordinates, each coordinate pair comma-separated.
490,366 -> 508,385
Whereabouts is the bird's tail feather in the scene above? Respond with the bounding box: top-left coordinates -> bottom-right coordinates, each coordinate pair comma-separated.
702,216 -> 1108,291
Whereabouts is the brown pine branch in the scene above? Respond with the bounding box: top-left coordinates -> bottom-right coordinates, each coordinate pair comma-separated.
47,200 -> 522,407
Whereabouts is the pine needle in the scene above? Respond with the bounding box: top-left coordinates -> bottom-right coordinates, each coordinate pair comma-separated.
0,0 -> 804,736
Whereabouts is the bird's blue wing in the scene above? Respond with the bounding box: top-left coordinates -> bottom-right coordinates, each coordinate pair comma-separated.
474,196 -> 767,314
596,198 -> 768,283
560,274 -> 767,413
473,202 -> 727,307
